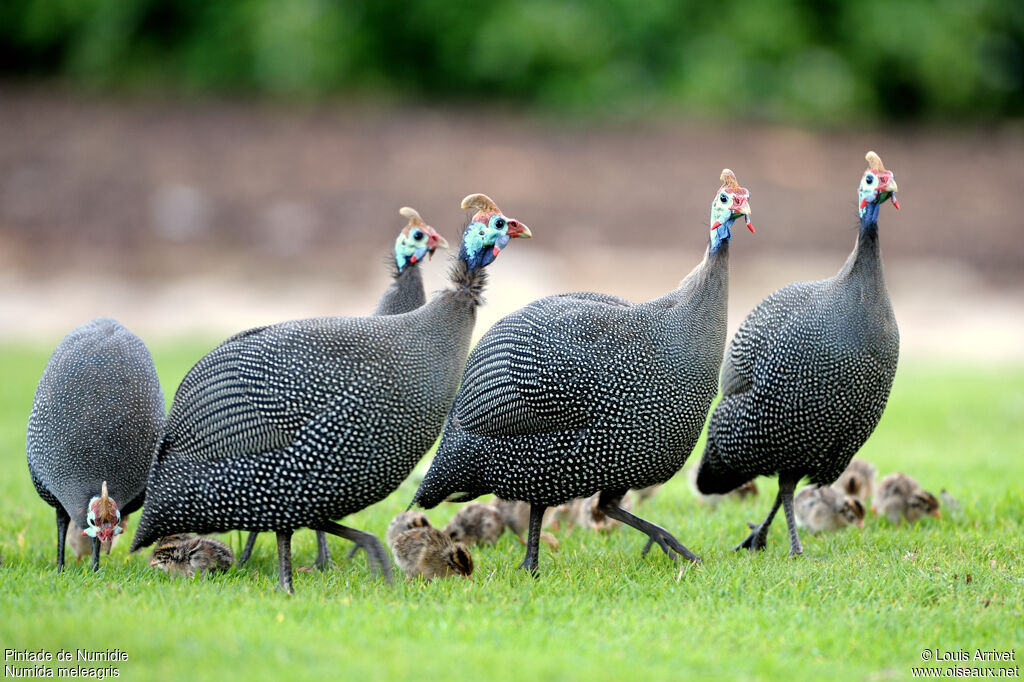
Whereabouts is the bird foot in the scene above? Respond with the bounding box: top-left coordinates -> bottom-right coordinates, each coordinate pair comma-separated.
643,527 -> 702,564
517,559 -> 540,578
734,521 -> 769,552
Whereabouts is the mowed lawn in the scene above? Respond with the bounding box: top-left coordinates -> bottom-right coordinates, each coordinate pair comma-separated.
0,340 -> 1021,681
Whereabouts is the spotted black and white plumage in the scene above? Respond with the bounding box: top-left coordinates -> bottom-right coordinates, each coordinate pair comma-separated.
239,218 -> 441,570
697,152 -> 900,556
414,172 -> 753,573
26,318 -> 164,572
131,194 -> 530,592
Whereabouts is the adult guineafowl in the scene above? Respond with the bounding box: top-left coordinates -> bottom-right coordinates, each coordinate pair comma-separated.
696,151 -> 900,557
237,206 -> 448,570
130,194 -> 531,593
413,170 -> 754,574
27,318 -> 165,572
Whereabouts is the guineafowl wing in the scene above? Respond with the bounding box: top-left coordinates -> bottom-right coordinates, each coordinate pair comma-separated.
161,317 -> 396,463
454,293 -> 638,438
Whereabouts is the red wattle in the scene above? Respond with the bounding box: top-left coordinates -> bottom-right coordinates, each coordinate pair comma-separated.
492,246 -> 501,257
892,197 -> 900,210
746,221 -> 755,233
410,255 -> 418,264
859,198 -> 869,210
710,221 -> 722,231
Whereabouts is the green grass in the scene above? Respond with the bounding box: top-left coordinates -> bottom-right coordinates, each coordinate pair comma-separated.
1,342 -> 1022,681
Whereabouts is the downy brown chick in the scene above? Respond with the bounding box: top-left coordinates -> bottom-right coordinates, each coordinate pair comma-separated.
874,473 -> 941,524
67,513 -> 129,561
576,491 -> 634,532
149,534 -> 234,578
794,486 -> 865,533
688,463 -> 758,508
385,510 -> 432,549
390,527 -> 473,581
832,458 -> 877,505
444,502 -> 504,546
493,498 -> 562,546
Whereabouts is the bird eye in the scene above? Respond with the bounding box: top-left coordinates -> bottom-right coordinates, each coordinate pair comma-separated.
865,174 -> 874,185
495,217 -> 506,229
719,193 -> 728,204
412,229 -> 424,241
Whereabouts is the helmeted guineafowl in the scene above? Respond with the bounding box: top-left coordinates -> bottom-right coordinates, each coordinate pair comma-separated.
129,193 -> 531,593
26,318 -> 165,572
237,206 -> 448,571
696,151 -> 900,556
412,169 -> 754,574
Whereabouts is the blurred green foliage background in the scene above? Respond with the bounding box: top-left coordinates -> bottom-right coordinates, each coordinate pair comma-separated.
1,0 -> 1020,121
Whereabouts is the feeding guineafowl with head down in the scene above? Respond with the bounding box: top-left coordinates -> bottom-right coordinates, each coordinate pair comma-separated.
696,151 -> 900,557
129,194 -> 531,593
237,206 -> 448,571
413,169 -> 754,574
26,318 -> 165,572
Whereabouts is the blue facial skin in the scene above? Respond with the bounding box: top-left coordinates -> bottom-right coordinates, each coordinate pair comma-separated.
710,217 -> 736,253
460,215 -> 511,270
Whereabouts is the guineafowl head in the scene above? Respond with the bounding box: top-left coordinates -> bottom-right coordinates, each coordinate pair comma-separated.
444,543 -> 474,578
394,207 -> 449,272
82,481 -> 123,545
709,169 -> 754,252
858,151 -> 899,222
458,193 -> 532,271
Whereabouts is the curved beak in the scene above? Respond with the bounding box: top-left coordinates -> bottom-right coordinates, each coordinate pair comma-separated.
426,229 -> 449,254
506,219 -> 532,239
95,524 -> 117,545
878,175 -> 900,210
732,200 -> 754,233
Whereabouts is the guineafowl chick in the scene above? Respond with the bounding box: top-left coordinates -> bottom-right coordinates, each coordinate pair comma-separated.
240,207 -> 449,571
832,459 -> 877,506
67,515 -> 129,560
27,318 -> 164,572
131,194 -> 531,593
874,473 -> 941,524
444,502 -> 504,546
391,527 -> 473,581
687,464 -> 758,508
794,486 -> 865,533
492,498 -> 562,550
576,492 -> 634,532
385,511 -> 432,549
414,170 -> 755,574
697,152 -> 901,557
148,534 -> 234,578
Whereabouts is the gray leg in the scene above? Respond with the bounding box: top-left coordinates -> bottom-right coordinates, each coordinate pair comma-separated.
56,507 -> 70,573
518,504 -> 547,575
314,521 -> 392,584
344,543 -> 361,560
779,479 -> 803,557
90,537 -> 100,572
735,475 -> 800,552
238,532 -> 258,566
315,531 -> 331,571
276,531 -> 294,594
598,490 -> 701,564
